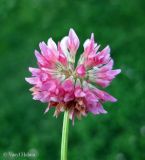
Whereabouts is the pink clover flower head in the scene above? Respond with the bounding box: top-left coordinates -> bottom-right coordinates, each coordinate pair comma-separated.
25,28 -> 121,122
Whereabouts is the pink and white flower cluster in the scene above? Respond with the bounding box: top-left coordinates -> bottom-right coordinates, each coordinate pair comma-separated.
25,28 -> 121,121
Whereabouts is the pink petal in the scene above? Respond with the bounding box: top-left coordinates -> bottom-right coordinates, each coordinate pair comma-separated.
39,42 -> 48,57
47,38 -> 59,59
29,67 -> 41,76
95,103 -> 107,114
97,69 -> 121,81
96,79 -> 110,88
85,91 -> 98,103
68,28 -> 80,53
87,102 -> 107,115
84,36 -> 93,53
76,64 -> 86,78
98,60 -> 114,72
97,72 -> 115,80
94,45 -> 111,65
75,88 -> 86,97
41,81 -> 57,91
93,88 -> 117,102
35,50 -> 48,66
47,38 -> 57,51
25,77 -> 39,85
83,33 -> 98,58
64,93 -> 74,102
62,79 -> 74,92
109,69 -> 121,76
60,36 -> 69,57
58,42 -> 67,65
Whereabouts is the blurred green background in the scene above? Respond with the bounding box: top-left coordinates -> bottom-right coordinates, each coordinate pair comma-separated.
0,0 -> 145,159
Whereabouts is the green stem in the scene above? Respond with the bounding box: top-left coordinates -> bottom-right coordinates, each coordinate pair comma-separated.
61,110 -> 69,160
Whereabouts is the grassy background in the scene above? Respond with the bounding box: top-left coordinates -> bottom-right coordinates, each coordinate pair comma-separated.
0,0 -> 145,159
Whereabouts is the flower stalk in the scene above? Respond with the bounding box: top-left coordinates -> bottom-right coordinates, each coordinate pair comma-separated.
61,110 -> 69,160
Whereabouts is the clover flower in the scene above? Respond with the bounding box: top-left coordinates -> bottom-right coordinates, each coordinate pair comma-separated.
25,28 -> 121,121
